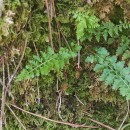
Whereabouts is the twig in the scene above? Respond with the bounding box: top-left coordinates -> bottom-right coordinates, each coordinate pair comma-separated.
56,78 -> 59,91
8,35 -> 27,93
0,79 -> 3,86
6,104 -> 27,130
0,35 -> 28,130
0,59 -> 6,130
60,31 -> 71,50
52,0 -> 61,47
36,79 -> 40,105
56,79 -> 63,120
57,91 -> 63,121
121,123 -> 130,130
6,35 -> 28,99
6,61 -> 14,101
77,40 -> 80,69
87,117 -> 115,130
0,0 -> 3,17
6,61 -> 10,83
74,93 -> 84,105
33,42 -> 40,57
7,34 -> 28,86
118,100 -> 129,130
52,0 -> 71,50
45,0 -> 54,50
50,0 -> 53,19
11,104 -> 98,129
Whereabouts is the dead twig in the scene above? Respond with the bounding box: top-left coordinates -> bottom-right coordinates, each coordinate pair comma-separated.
74,93 -> 84,105
0,79 -> 3,86
0,0 -> 3,17
6,60 -> 14,103
121,123 -> 130,130
60,31 -> 71,50
36,79 -> 40,105
52,0 -> 71,50
11,104 -> 98,129
45,0 -> 54,50
0,35 -> 28,130
33,42 -> 40,57
6,35 -> 28,99
118,100 -> 129,130
7,34 -> 28,86
6,61 -> 10,83
0,58 -> 6,130
77,40 -> 80,69
56,79 -> 64,121
52,0 -> 61,47
87,117 -> 115,130
56,91 -> 63,121
6,104 -> 27,130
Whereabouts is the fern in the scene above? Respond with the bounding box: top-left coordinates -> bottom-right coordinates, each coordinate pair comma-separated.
17,44 -> 81,81
116,35 -> 130,56
74,12 -> 130,43
73,10 -> 100,40
94,21 -> 130,43
122,50 -> 130,60
86,47 -> 130,100
115,35 -> 130,61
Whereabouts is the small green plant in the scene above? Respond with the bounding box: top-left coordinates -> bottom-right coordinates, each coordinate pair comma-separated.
86,47 -> 130,100
17,44 -> 81,81
73,10 -> 100,40
116,35 -> 130,56
94,21 -> 130,42
74,12 -> 130,43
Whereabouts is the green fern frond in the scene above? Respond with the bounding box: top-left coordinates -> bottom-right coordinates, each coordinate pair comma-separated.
17,45 -> 81,81
116,35 -> 130,56
73,10 -> 100,40
74,14 -> 130,43
86,47 -> 130,100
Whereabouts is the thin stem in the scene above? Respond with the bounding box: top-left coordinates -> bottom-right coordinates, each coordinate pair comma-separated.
52,0 -> 71,50
52,0 -> 61,48
11,104 -> 98,129
33,42 -> 40,57
6,104 -> 27,130
57,91 -> 63,121
74,93 -> 84,105
7,34 -> 28,86
7,61 -> 10,83
0,59 -> 6,130
37,79 -> 40,105
27,57 -> 54,74
94,53 -> 130,90
45,0 -> 54,50
77,40 -> 80,68
0,0 -> 3,17
121,123 -> 130,130
118,100 -> 129,130
87,117 -> 115,130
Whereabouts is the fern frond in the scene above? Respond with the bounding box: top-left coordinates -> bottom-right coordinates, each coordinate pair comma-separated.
86,47 -> 130,100
17,45 -> 81,81
116,35 -> 130,56
73,10 -> 100,40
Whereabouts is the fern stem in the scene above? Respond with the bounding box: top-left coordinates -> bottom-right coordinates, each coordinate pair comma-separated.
118,100 -> 129,130
28,57 -> 54,74
108,65 -> 130,89
96,54 -> 130,89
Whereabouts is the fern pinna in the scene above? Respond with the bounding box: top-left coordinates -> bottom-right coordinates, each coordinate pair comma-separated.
17,44 -> 81,81
73,10 -> 130,43
86,47 -> 130,100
